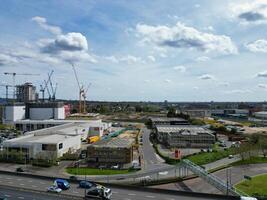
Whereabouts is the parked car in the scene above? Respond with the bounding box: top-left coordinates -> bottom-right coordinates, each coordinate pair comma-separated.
79,180 -> 96,189
47,186 -> 62,193
54,179 -> 70,190
69,176 -> 78,181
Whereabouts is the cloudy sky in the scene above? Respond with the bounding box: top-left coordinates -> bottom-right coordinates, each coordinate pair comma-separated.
1,0 -> 267,102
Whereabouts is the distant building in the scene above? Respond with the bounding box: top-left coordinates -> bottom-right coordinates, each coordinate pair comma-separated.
150,117 -> 189,128
2,102 -> 66,125
87,137 -> 134,168
155,125 -> 215,148
16,82 -> 38,103
253,111 -> 267,120
181,110 -> 211,118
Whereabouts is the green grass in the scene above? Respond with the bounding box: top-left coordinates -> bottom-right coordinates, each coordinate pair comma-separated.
231,156 -> 267,166
186,148 -> 236,165
235,173 -> 267,197
66,167 -> 136,175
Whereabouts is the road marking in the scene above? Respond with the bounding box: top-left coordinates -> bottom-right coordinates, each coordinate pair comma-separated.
128,193 -> 136,196
32,185 -> 37,188
4,195 -> 11,197
6,177 -> 12,180
18,178 -> 22,181
18,197 -> 25,199
19,183 -> 24,186
28,180 -> 32,183
112,191 -> 118,194
73,191 -> 79,194
146,196 -> 155,198
123,198 -> 131,200
40,182 -> 45,184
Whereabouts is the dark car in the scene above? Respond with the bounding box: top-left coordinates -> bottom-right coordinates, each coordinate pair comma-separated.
79,180 -> 96,189
69,176 -> 78,181
16,167 -> 24,172
54,179 -> 70,190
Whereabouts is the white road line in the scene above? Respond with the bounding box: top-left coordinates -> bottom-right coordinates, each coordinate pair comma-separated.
18,197 -> 25,199
73,191 -> 79,194
112,191 -> 118,194
4,195 -> 11,197
6,177 -> 11,180
32,185 -> 37,188
40,182 -> 45,184
28,180 -> 33,183
123,198 -> 131,200
19,183 -> 24,186
146,196 -> 155,198
18,179 -> 22,181
128,193 -> 136,196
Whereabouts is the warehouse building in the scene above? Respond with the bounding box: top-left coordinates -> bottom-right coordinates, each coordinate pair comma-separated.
2,123 -> 82,160
155,125 -> 215,148
87,137 -> 134,168
150,117 -> 189,128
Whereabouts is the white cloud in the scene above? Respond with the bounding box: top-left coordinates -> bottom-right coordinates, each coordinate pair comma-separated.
230,1 -> 267,24
147,55 -> 156,62
199,74 -> 214,80
258,83 -> 267,89
196,56 -> 210,62
246,39 -> 267,53
164,79 -> 171,83
40,32 -> 88,53
144,79 -> 150,83
136,22 -> 238,54
223,89 -> 252,94
257,71 -> 267,78
173,65 -> 186,72
103,55 -> 142,64
193,86 -> 199,90
0,53 -> 18,66
32,16 -> 62,35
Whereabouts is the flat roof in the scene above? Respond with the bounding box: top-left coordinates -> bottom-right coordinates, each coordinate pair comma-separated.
5,133 -> 78,144
156,125 -> 213,136
90,137 -> 134,148
150,117 -> 188,122
14,119 -> 102,124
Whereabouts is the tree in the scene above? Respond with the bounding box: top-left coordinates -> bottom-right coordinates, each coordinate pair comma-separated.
259,136 -> 267,157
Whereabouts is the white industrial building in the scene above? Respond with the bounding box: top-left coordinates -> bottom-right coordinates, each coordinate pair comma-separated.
2,121 -> 108,160
2,102 -> 65,125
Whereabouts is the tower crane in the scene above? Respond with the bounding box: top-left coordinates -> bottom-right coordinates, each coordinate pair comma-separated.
3,72 -> 40,100
82,83 -> 92,113
0,84 -> 13,101
71,63 -> 83,114
40,71 -> 54,101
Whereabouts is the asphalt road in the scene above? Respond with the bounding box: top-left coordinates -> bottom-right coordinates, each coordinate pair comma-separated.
155,163 -> 267,195
141,128 -> 168,170
0,173 -> 222,200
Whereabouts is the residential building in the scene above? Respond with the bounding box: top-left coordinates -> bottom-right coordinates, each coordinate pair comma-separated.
16,82 -> 38,103
150,117 -> 189,128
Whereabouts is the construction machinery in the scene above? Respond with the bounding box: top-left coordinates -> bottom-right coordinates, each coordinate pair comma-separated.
3,72 -> 40,100
0,84 -> 13,101
71,63 -> 90,114
39,70 -> 57,101
87,136 -> 100,144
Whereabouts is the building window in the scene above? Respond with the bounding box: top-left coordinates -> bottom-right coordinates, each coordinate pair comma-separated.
59,143 -> 63,150
42,144 -> 56,151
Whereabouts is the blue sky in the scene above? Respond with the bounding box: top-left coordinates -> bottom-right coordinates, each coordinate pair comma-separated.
1,0 -> 267,101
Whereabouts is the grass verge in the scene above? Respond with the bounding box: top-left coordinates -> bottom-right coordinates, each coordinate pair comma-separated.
230,156 -> 267,166
235,173 -> 267,198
